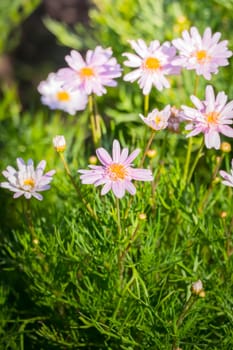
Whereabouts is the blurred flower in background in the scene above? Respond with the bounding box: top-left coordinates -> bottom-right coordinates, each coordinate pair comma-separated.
38,72 -> 88,114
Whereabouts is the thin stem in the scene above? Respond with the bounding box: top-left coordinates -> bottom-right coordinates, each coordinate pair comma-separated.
227,215 -> 233,257
140,130 -> 156,167
59,153 -> 97,220
183,137 -> 193,186
25,199 -> 36,239
193,75 -> 200,96
172,294 -> 197,350
118,221 -> 141,284
187,141 -> 204,184
144,94 -> 150,116
89,94 -> 101,146
177,295 -> 196,328
93,94 -> 102,142
198,154 -> 224,213
116,197 -> 122,237
119,222 -> 140,263
182,74 -> 200,188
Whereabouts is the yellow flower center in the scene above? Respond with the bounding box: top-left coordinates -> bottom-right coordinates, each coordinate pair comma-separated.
195,50 -> 210,63
57,91 -> 70,101
154,115 -> 161,124
108,163 -> 127,181
23,178 -> 35,188
79,67 -> 95,78
206,111 -> 219,124
55,145 -> 66,152
144,57 -> 161,70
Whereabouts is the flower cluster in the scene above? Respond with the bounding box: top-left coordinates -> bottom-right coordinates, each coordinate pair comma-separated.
38,46 -> 122,114
1,26 -> 233,203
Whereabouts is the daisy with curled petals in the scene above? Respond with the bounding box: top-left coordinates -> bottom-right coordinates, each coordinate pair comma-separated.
220,160 -> 233,187
38,72 -> 87,115
122,39 -> 181,95
1,158 -> 56,200
139,105 -> 171,131
57,46 -> 122,96
172,27 -> 232,80
181,85 -> 233,149
78,140 -> 153,199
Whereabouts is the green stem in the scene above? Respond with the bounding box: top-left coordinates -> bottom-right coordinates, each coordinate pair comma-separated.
25,199 -> 36,239
193,75 -> 200,96
116,197 -> 122,237
140,130 -> 156,167
172,294 -> 197,350
198,153 -> 224,213
183,137 -> 193,186
187,141 -> 204,184
144,94 -> 150,116
59,153 -> 97,220
89,94 -> 101,146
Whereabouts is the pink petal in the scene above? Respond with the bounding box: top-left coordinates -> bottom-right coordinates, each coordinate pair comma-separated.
112,140 -> 121,162
112,181 -> 126,198
96,147 -> 112,166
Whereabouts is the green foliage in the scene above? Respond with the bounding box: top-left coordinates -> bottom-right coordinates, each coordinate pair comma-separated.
0,0 -> 41,53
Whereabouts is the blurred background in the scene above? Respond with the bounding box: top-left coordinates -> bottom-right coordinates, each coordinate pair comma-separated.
1,0 -> 233,111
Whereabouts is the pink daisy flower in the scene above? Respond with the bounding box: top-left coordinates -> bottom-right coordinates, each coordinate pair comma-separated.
57,46 -> 122,96
172,27 -> 232,80
139,105 -> 171,130
38,72 -> 88,115
122,39 -> 181,95
181,85 -> 233,149
1,158 -> 56,200
78,140 -> 153,198
220,160 -> 233,187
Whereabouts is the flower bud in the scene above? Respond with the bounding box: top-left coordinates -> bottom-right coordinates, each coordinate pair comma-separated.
146,149 -> 157,158
53,135 -> 66,152
89,155 -> 98,165
220,211 -> 227,218
191,279 -> 205,296
138,213 -> 147,220
221,142 -> 231,153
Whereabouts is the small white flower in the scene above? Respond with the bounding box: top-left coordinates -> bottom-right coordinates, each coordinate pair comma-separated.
1,158 -> 56,200
38,72 -> 88,115
140,105 -> 171,131
53,135 -> 66,152
191,280 -> 204,295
